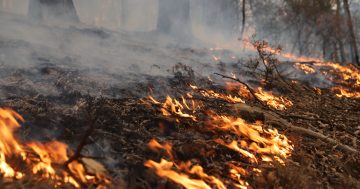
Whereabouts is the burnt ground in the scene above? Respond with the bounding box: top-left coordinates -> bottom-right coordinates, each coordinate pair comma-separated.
0,61 -> 359,189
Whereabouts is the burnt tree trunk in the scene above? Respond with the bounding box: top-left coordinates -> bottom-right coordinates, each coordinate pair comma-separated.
343,0 -> 360,65
157,0 -> 191,38
28,0 -> 79,23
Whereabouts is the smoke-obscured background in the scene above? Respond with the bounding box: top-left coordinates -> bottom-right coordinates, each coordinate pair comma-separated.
1,0 -> 360,69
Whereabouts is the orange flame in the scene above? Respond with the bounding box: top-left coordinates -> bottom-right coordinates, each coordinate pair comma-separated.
208,114 -> 293,163
314,62 -> 360,87
190,85 -> 245,103
148,139 -> 174,160
145,158 -> 227,189
147,96 -> 198,121
255,88 -> 293,110
0,108 -> 109,188
332,86 -> 360,98
294,63 -> 316,74
145,159 -> 213,189
243,40 -> 323,63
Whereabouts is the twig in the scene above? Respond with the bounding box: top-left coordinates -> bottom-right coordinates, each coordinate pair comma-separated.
213,73 -> 268,108
65,115 -> 99,166
268,120 -> 359,154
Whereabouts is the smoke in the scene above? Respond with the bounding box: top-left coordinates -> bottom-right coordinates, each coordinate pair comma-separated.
0,0 -> 289,99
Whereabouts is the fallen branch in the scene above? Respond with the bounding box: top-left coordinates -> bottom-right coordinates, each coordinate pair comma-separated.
65,115 -> 99,166
233,103 -> 360,155
214,73 -> 268,108
268,119 -> 359,154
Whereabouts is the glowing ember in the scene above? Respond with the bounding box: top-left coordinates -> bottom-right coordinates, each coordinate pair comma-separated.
294,63 -> 316,74
255,88 -> 293,110
0,108 -> 109,188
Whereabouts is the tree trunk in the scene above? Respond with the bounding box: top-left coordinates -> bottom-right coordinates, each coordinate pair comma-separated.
240,0 -> 246,39
120,0 -> 129,28
157,0 -> 191,38
335,0 -> 346,63
343,0 -> 360,65
28,0 -> 79,23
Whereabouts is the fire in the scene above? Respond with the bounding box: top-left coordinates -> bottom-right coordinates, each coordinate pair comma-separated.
0,108 -> 109,188
190,85 -> 245,103
225,82 -> 252,99
314,62 -> 360,87
242,39 -> 323,62
148,139 -> 174,160
208,114 -> 293,163
145,94 -> 293,188
145,159 -> 218,189
294,63 -> 316,74
254,88 -> 293,110
147,96 -> 198,121
146,139 -> 227,189
332,86 -> 360,98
